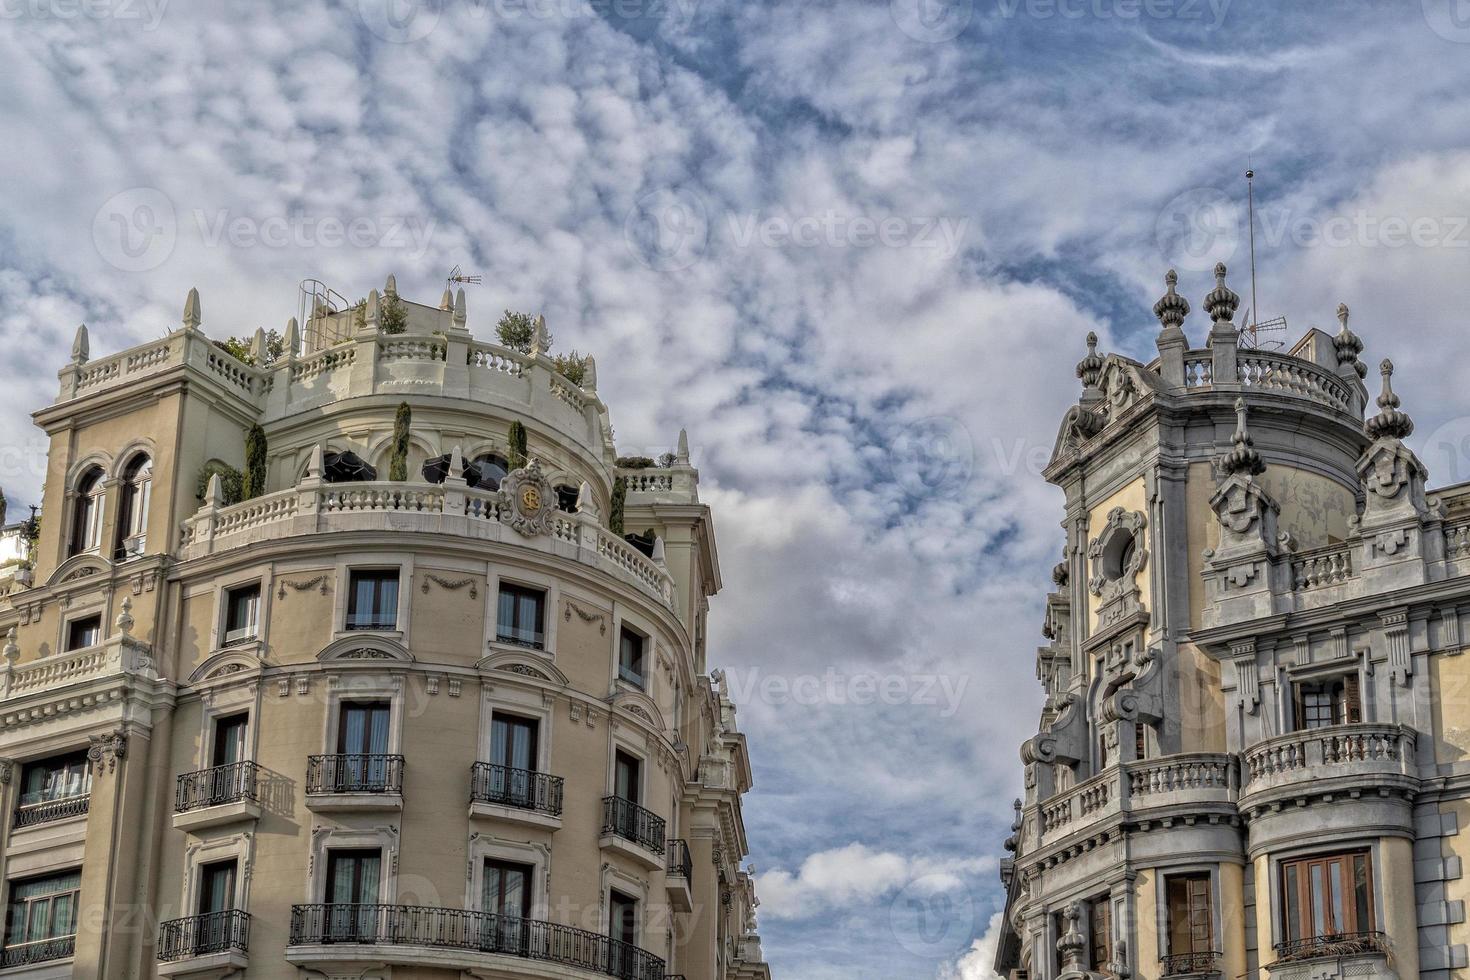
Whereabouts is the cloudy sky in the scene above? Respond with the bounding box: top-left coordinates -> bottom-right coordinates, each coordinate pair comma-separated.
4,0 -> 1470,976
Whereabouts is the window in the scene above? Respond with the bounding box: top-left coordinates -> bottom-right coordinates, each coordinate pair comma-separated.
17,753 -> 90,810
1293,675 -> 1361,731
619,627 -> 646,687
614,751 -> 641,806
469,454 -> 510,491
1166,874 -> 1213,957
497,584 -> 545,649
324,850 -> 381,941
489,714 -> 540,809
69,467 -> 105,557
482,860 -> 533,952
197,860 -> 237,916
608,890 -> 638,958
212,713 -> 249,768
1089,898 -> 1112,975
114,454 -> 152,559
346,570 -> 399,631
1134,723 -> 1148,762
1280,851 -> 1374,945
65,615 -> 102,652
223,584 -> 261,645
3,870 -> 80,964
555,484 -> 579,513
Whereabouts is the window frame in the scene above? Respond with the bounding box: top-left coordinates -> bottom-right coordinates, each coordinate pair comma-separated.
618,626 -> 647,689
16,752 -> 92,809
63,614 -> 103,653
1278,849 -> 1376,944
496,582 -> 547,650
1164,872 -> 1214,956
114,453 -> 153,560
68,466 -> 106,558
222,583 -> 263,647
3,869 -> 81,953
345,569 -> 401,632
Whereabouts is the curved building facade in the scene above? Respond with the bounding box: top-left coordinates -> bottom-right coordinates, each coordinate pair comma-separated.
0,279 -> 772,980
995,266 -> 1470,980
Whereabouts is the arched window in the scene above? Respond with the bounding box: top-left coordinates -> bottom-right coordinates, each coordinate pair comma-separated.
469,454 -> 510,492
69,467 -> 106,557
115,454 -> 152,559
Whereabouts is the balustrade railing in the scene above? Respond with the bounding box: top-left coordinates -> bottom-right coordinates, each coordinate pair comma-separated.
1177,348 -> 1353,413
1036,754 -> 1237,845
602,797 -> 666,855
306,754 -> 404,795
1272,931 -> 1389,963
175,762 -> 261,813
470,763 -> 563,816
666,839 -> 692,881
1242,724 -> 1414,787
288,904 -> 667,980
13,793 -> 89,828
1290,543 -> 1354,590
157,910 -> 251,962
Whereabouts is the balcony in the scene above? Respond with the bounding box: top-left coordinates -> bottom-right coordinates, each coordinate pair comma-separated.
600,797 -> 666,871
156,910 -> 250,978
1036,753 -> 1238,849
172,762 -> 262,832
305,754 -> 404,812
13,793 -> 89,830
286,904 -> 667,980
1161,950 -> 1221,978
1240,724 -> 1416,809
0,936 -> 75,969
469,762 -> 564,830
665,839 -> 693,913
178,480 -> 676,609
1269,932 -> 1393,979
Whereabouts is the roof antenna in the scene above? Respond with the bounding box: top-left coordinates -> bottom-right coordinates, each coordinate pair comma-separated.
1239,169 -> 1287,350
446,264 -> 482,288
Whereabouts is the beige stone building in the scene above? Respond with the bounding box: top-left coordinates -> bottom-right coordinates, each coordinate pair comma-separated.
0,278 -> 773,980
995,266 -> 1470,980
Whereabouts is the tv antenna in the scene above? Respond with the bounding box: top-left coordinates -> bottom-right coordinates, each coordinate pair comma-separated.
447,264 -> 482,288
1240,169 -> 1286,350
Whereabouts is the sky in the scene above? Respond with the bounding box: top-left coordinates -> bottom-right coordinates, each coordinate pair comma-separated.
4,0 -> 1470,977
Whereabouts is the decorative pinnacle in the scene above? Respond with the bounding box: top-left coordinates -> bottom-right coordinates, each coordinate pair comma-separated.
1075,331 -> 1104,388
1366,358 -> 1414,440
115,597 -> 135,638
1152,269 -> 1190,331
182,287 -> 202,331
440,287 -> 453,311
1203,262 -> 1240,324
1221,398 -> 1265,476
71,324 -> 90,365
1333,302 -> 1366,377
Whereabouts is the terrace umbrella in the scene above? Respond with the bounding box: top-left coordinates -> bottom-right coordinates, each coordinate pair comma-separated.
421,454 -> 454,485
323,451 -> 377,483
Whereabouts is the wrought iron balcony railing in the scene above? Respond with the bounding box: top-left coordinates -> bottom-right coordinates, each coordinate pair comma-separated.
602,796 -> 666,855
1161,950 -> 1221,976
0,935 -> 76,968
13,793 -> 89,829
666,839 -> 692,881
288,904 -> 667,980
175,762 -> 262,813
470,763 -> 564,815
157,909 -> 251,962
1273,931 -> 1389,963
306,754 -> 404,795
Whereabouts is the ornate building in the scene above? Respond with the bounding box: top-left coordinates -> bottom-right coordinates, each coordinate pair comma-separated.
995,265 -> 1470,980
0,278 -> 772,980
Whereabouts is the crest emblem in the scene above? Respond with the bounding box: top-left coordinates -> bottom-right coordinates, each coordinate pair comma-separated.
501,459 -> 555,537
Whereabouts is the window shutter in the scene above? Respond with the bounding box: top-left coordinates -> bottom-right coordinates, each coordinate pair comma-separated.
1345,673 -> 1362,724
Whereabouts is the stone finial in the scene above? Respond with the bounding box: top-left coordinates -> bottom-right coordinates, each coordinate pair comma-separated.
204,474 -> 223,506
576,479 -> 599,519
440,287 -> 453,311
1056,903 -> 1087,971
449,445 -> 465,482
1221,398 -> 1265,476
384,274 -> 398,297
1075,331 -> 1103,389
1333,302 -> 1367,378
3,627 -> 18,665
453,288 -> 467,329
1203,262 -> 1240,324
366,289 -> 381,325
284,317 -> 300,356
115,597 -> 134,638
530,315 -> 549,357
651,534 -> 667,565
1152,269 -> 1190,331
71,324 -> 90,365
1366,358 -> 1414,440
676,428 -> 690,465
251,327 -> 267,362
306,444 -> 325,482
183,287 -> 202,331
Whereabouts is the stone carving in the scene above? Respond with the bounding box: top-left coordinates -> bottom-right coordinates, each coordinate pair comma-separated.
1087,508 -> 1148,629
88,729 -> 128,774
499,663 -> 550,681
564,600 -> 608,635
278,576 -> 330,600
422,574 -> 478,599
500,458 -> 556,537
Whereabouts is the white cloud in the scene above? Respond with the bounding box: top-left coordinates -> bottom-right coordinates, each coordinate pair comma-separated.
940,913 -> 1007,980
757,843 -> 995,920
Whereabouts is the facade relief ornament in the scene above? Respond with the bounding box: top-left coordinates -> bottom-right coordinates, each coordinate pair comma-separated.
501,459 -> 556,538
88,729 -> 128,774
278,576 -> 330,600
1087,508 -> 1148,629
421,574 -> 479,599
564,600 -> 608,635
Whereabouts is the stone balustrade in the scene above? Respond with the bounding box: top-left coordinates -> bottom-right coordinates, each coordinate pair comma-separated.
1036,753 -> 1237,848
1289,542 -> 1355,591
1180,348 -> 1354,414
179,481 -> 676,608
0,634 -> 156,704
1240,723 -> 1416,807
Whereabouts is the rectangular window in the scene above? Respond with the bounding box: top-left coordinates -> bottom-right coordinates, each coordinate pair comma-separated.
614,751 -> 641,806
1280,851 -> 1374,942
618,627 -> 646,687
197,860 -> 238,916
335,702 -> 391,791
211,714 -> 249,768
480,859 -> 533,953
223,585 -> 261,645
325,850 -> 381,942
1089,898 -> 1112,975
497,584 -> 546,649
609,890 -> 637,946
3,870 -> 80,956
65,615 -> 102,652
1166,873 -> 1213,956
1293,675 -> 1361,730
18,753 -> 90,808
491,714 -> 539,772
346,571 -> 399,631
